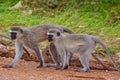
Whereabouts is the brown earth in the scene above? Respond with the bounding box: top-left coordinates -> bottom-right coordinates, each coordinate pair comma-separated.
0,44 -> 120,80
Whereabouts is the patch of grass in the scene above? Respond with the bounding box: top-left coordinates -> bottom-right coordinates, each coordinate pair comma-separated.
0,0 -> 120,54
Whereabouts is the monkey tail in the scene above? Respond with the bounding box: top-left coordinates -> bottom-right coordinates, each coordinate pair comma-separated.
92,37 -> 120,71
60,27 -> 74,34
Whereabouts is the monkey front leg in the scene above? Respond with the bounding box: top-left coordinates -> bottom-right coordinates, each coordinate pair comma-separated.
60,51 -> 68,70
67,52 -> 73,66
2,42 -> 23,68
46,43 -> 60,68
32,46 -> 44,68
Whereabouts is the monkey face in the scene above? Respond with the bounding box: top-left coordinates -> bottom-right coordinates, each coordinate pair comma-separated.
9,27 -> 23,40
47,29 -> 61,42
47,34 -> 53,42
47,32 -> 54,42
10,32 -> 17,40
9,30 -> 17,40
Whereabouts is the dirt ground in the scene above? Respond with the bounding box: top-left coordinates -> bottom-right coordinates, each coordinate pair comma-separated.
0,56 -> 120,80
0,45 -> 120,80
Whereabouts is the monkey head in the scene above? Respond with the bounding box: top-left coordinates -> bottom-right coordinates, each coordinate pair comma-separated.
9,26 -> 23,40
47,29 -> 61,42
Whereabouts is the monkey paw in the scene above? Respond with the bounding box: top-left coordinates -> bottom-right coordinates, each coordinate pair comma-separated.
46,64 -> 59,68
60,65 -> 68,70
63,65 -> 68,69
2,65 -> 13,68
74,68 -> 89,72
36,65 -> 43,68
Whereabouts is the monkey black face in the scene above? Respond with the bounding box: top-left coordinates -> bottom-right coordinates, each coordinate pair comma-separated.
47,30 -> 61,42
9,31 -> 17,40
47,32 -> 54,42
47,34 -> 53,42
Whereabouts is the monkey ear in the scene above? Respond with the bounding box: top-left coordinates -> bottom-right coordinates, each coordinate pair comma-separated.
57,32 -> 60,36
20,29 -> 23,33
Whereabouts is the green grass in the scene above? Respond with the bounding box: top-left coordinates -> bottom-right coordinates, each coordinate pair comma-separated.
0,0 -> 120,55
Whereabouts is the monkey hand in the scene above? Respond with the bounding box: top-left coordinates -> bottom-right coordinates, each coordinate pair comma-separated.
45,64 -> 59,68
74,68 -> 89,72
2,65 -> 13,68
61,65 -> 68,70
57,65 -> 68,70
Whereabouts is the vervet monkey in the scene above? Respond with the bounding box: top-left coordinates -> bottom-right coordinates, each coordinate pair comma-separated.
47,29 -> 108,70
47,29 -> 120,72
0,34 -> 30,56
2,24 -> 74,68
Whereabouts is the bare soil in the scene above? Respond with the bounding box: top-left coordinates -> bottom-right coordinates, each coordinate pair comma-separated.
0,45 -> 120,80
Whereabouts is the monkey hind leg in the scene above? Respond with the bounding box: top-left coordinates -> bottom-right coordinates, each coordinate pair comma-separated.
92,53 -> 109,70
32,46 -> 44,68
75,54 -> 89,72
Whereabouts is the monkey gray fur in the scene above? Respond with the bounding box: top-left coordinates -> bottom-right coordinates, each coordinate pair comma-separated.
47,29 -> 120,72
2,24 -> 74,68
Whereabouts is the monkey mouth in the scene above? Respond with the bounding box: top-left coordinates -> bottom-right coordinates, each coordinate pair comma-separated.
11,39 -> 16,41
10,37 -> 16,40
48,37 -> 53,42
48,38 -> 53,42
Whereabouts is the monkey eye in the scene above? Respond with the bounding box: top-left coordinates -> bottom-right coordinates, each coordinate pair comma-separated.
57,32 -> 60,36
20,29 -> 23,33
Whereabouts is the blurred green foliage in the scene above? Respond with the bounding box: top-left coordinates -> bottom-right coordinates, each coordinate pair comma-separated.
0,0 -> 119,55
